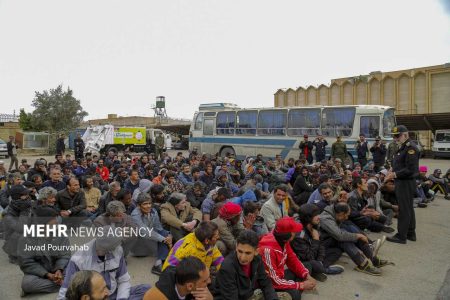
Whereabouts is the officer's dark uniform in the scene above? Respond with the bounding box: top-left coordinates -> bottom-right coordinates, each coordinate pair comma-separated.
313,138 -> 328,162
389,125 -> 420,243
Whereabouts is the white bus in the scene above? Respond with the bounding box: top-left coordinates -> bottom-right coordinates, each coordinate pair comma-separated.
189,103 -> 396,164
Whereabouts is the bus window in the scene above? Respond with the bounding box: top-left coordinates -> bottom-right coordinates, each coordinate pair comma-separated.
258,110 -> 287,136
321,107 -> 355,137
236,110 -> 257,135
383,109 -> 396,137
216,111 -> 235,135
360,116 -> 380,138
288,109 -> 321,136
194,113 -> 203,130
203,119 -> 214,135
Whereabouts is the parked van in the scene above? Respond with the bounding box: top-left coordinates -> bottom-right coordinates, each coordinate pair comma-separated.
432,129 -> 450,158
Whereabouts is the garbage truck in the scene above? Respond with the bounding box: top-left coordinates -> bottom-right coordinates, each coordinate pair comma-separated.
82,125 -> 171,154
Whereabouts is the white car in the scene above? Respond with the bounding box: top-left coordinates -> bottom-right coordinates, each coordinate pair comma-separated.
0,138 -> 8,158
432,129 -> 450,159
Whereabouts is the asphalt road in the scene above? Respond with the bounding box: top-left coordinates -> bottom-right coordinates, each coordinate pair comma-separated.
0,156 -> 449,300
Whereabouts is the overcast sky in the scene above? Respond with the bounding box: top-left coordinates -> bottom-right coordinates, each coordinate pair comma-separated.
1,0 -> 449,120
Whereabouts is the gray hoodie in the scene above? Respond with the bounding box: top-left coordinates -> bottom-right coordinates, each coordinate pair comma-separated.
319,205 -> 358,242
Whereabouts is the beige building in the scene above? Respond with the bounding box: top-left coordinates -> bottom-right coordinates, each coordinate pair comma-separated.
274,63 -> 450,148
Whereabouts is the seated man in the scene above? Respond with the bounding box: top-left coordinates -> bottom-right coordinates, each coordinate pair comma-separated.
162,221 -> 224,273
348,177 -> 393,233
241,201 -> 268,238
307,175 -> 330,205
41,168 -> 67,191
94,201 -> 138,257
320,203 -> 390,276
185,182 -> 207,209
18,206 -> 70,297
291,204 -> 344,282
211,202 -> 244,256
57,226 -> 151,300
65,270 -> 109,300
416,166 -> 434,202
144,256 -> 213,300
116,189 -> 136,215
213,230 -> 288,300
177,164 -> 195,188
201,187 -> 231,221
83,176 -> 102,220
3,185 -> 33,264
260,184 -> 299,231
259,217 -> 316,300
98,181 -> 121,215
160,192 -> 202,241
315,183 -> 335,212
292,166 -> 314,205
131,193 -> 172,275
429,169 -> 450,200
55,177 -> 88,227
367,179 -> 395,225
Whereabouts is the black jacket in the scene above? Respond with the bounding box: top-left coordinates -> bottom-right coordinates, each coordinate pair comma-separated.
7,141 -> 18,156
291,229 -> 325,263
370,143 -> 387,165
156,266 -> 195,300
98,191 -> 116,215
213,251 -> 278,300
392,139 -> 419,180
17,236 -> 70,277
56,138 -> 66,154
292,175 -> 314,205
56,188 -> 86,214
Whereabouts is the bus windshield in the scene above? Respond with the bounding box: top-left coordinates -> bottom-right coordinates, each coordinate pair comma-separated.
383,109 -> 396,137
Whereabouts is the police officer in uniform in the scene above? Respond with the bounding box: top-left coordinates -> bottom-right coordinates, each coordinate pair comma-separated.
386,125 -> 420,244
312,133 -> 328,162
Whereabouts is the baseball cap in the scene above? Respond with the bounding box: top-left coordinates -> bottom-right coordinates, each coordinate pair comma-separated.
434,169 -> 442,174
391,125 -> 408,135
274,217 -> 303,234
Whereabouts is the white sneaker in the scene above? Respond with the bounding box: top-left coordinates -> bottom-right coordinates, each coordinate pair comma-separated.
372,236 -> 386,258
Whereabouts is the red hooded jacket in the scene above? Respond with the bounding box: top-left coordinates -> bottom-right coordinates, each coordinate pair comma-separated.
258,232 -> 309,291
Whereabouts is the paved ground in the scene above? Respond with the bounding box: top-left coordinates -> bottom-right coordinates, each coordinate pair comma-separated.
0,156 -> 449,300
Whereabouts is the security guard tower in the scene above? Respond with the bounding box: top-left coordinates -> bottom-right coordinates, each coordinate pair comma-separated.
152,96 -> 168,119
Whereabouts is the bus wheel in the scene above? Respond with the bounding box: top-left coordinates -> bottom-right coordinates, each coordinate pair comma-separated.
220,146 -> 235,158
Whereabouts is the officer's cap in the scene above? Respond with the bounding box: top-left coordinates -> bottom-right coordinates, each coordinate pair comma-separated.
391,125 -> 408,135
